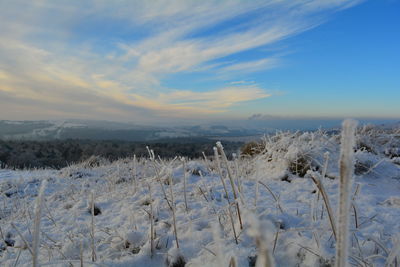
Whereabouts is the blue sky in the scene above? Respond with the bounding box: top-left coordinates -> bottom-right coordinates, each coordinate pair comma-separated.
0,0 -> 399,124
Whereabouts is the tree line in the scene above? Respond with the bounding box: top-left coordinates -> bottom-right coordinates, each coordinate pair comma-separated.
0,139 -> 243,169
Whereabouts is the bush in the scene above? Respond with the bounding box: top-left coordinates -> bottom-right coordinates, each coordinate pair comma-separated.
240,141 -> 265,156
288,155 -> 312,177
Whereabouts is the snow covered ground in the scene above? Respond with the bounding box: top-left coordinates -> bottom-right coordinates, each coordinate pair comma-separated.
0,124 -> 399,266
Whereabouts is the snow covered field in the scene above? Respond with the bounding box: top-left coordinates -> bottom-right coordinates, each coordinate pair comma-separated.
0,123 -> 400,266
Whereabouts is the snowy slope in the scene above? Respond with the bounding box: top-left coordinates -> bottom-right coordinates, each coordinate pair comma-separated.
0,125 -> 399,266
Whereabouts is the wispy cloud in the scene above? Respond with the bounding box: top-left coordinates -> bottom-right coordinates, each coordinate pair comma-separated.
0,0 -> 362,121
220,58 -> 280,73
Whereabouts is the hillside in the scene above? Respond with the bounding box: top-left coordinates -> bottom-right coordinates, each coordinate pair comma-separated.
0,122 -> 399,266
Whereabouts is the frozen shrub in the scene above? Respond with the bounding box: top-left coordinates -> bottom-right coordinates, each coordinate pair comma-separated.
356,124 -> 400,158
240,141 -> 265,156
82,155 -> 109,168
288,154 -> 313,177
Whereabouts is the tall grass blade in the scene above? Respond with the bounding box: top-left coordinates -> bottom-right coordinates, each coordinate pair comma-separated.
335,119 -> 357,267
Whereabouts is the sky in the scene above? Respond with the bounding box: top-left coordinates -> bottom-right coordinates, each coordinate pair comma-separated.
0,0 -> 399,124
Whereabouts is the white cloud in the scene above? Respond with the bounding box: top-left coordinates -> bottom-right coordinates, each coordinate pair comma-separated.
160,85 -> 271,109
0,0 -> 362,121
221,58 -> 280,72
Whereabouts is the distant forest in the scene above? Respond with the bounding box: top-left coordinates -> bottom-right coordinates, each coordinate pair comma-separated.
0,139 -> 243,169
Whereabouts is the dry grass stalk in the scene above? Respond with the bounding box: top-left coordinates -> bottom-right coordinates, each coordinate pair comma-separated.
198,186 -> 209,202
133,154 -> 138,193
272,230 -> 279,255
351,184 -> 361,229
335,119 -> 357,267
33,179 -> 47,267
147,146 -> 173,211
0,226 -> 5,246
310,173 -> 337,241
213,147 -> 231,205
80,240 -> 84,267
254,164 -> 260,208
168,174 -> 179,248
202,151 -> 212,173
228,256 -> 237,267
258,181 -> 284,214
214,147 -> 238,244
233,154 -> 243,194
155,166 -> 173,211
148,184 -> 155,256
90,191 -> 97,262
43,201 -> 57,227
322,152 -> 330,179
181,157 -> 189,212
217,142 -> 243,230
227,205 -> 239,244
10,222 -> 33,255
13,248 -> 22,267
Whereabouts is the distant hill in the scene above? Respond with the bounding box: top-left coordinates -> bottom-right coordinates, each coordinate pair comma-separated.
0,120 -> 264,142
1,119 -> 398,142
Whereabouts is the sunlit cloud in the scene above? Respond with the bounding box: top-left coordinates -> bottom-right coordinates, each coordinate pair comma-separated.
220,58 -> 280,73
0,0 -> 362,121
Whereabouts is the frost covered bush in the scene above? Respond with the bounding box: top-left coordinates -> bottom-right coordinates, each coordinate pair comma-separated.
356,124 -> 400,157
242,131 -> 333,179
240,141 -> 265,156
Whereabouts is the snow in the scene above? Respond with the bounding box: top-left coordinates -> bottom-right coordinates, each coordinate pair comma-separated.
0,126 -> 399,266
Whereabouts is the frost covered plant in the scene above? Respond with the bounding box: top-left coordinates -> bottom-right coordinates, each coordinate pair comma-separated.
148,184 -> 155,256
335,119 -> 357,267
310,172 -> 337,241
148,147 -> 173,211
288,153 -> 312,177
213,147 -> 230,205
356,124 -> 400,157
214,146 -> 238,244
246,212 -> 275,267
232,153 -> 243,194
168,174 -> 179,248
254,162 -> 260,208
181,157 -> 188,212
217,142 -> 243,229
32,180 -> 47,267
240,141 -> 265,156
132,154 -> 138,193
90,191 -> 97,262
